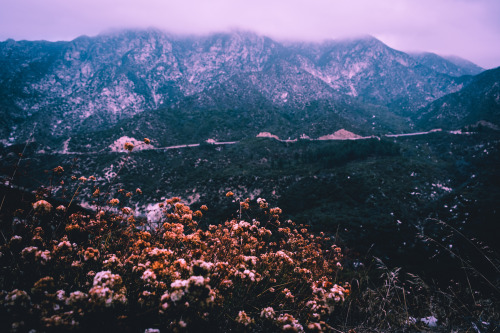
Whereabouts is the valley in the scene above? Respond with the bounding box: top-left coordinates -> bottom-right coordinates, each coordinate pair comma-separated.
2,129 -> 498,274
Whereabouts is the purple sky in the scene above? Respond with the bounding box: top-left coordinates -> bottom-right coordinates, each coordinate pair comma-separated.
1,0 -> 499,68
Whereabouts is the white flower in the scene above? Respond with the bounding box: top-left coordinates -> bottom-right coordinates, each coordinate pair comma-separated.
144,329 -> 160,333
141,269 -> 157,283
260,307 -> 276,319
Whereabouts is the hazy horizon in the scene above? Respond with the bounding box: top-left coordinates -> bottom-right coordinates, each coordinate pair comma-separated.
1,0 -> 499,69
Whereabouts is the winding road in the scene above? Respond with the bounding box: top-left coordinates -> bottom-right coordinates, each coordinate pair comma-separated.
50,128 -> 472,155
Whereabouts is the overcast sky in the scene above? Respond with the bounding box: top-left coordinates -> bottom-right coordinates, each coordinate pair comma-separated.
1,0 -> 499,68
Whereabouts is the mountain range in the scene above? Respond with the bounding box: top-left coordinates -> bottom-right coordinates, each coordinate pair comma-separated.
1,29 -> 499,285
0,28 -> 498,150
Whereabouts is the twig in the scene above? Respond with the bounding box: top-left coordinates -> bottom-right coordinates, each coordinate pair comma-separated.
0,123 -> 37,213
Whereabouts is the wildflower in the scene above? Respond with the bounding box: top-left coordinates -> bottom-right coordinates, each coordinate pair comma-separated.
66,291 -> 88,305
144,138 -> 151,144
242,255 -> 258,266
269,207 -> 282,215
10,235 -> 22,243
53,166 -> 64,173
83,247 -> 100,261
56,205 -> 66,212
173,258 -> 188,270
32,200 -> 52,213
21,246 -> 38,260
55,240 -> 72,253
219,279 -> 234,289
103,254 -> 122,268
188,275 -> 206,287
121,207 -> 133,215
36,250 -> 52,263
56,290 -> 66,302
144,329 -> 159,333
1,194 -> 350,330
162,275 -> 214,309
307,322 -> 322,331
159,293 -> 171,311
260,307 -> 276,320
109,198 -> 120,206
89,284 -> 127,308
124,142 -> 134,151
283,288 -> 295,301
78,176 -> 87,183
191,260 -> 214,275
93,271 -> 123,289
275,250 -> 295,265
235,269 -> 260,282
236,311 -> 254,326
4,289 -> 31,308
32,276 -> 55,294
226,191 -> 234,197
136,188 -> 142,194
141,269 -> 157,284
93,188 -> 100,197
148,248 -> 173,259
277,314 -> 304,332
71,260 -> 82,268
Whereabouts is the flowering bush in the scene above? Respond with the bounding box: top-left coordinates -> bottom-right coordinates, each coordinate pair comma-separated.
0,193 -> 349,332
32,200 -> 53,214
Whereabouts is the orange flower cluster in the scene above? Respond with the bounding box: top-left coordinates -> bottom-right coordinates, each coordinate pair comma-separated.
123,142 -> 134,152
0,196 -> 348,332
32,200 -> 53,214
53,166 -> 64,174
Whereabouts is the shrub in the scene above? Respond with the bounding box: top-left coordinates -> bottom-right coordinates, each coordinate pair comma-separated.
0,193 -> 349,332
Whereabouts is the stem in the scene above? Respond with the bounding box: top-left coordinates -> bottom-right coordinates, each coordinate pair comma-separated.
0,123 -> 37,213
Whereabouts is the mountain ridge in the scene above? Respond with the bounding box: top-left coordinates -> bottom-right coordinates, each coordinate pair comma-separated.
415,66 -> 500,130
0,29 -> 487,148
409,52 -> 484,77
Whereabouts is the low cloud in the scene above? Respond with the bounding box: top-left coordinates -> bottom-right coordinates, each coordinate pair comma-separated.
1,0 -> 499,68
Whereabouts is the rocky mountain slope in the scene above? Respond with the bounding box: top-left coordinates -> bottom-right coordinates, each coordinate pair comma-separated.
0,29 -> 481,147
415,67 -> 500,130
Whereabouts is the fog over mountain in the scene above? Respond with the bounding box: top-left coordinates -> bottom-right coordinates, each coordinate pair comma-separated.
2,0 -> 500,69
